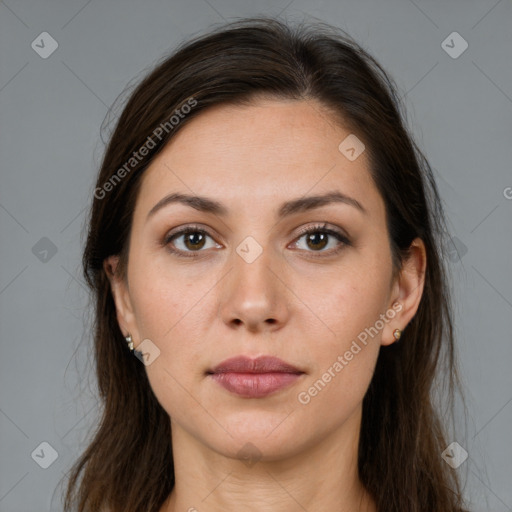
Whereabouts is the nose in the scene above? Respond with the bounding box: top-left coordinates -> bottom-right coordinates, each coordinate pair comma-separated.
217,240 -> 291,334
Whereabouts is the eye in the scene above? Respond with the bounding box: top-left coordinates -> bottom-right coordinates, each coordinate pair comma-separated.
290,223 -> 350,255
163,222 -> 350,259
164,225 -> 220,257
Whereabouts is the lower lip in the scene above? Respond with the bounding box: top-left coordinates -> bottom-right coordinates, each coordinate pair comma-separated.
209,372 -> 303,398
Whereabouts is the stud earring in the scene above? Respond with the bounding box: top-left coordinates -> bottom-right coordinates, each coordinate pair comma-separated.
125,333 -> 134,351
393,329 -> 402,341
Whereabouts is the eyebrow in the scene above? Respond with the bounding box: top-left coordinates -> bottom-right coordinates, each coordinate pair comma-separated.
146,190 -> 367,222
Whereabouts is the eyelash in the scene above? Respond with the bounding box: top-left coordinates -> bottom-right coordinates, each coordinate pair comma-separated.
162,223 -> 351,259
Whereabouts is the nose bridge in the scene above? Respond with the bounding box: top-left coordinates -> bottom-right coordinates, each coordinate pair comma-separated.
218,233 -> 290,330
236,235 -> 275,288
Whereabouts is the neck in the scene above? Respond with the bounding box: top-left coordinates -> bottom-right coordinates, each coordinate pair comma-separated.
161,405 -> 376,512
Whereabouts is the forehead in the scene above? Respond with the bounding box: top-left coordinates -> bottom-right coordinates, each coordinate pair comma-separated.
134,98 -> 384,222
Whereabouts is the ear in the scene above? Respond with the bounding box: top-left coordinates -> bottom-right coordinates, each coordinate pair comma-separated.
104,255 -> 139,342
382,238 -> 427,346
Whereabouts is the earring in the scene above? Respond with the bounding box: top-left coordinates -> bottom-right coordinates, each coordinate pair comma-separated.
393,329 -> 402,341
125,333 -> 134,351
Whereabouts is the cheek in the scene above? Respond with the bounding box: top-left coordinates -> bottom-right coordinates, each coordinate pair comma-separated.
298,348 -> 378,426
129,271 -> 206,421
295,282 -> 385,420
128,249 -> 196,337
128,253 -> 212,380
294,252 -> 391,405
311,257 -> 392,344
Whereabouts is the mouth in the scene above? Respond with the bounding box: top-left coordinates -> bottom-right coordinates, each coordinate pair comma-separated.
206,355 -> 305,398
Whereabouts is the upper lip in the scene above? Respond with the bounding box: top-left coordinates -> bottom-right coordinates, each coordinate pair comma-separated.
208,355 -> 303,374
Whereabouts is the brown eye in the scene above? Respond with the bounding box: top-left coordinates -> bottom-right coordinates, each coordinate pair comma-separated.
292,226 -> 349,255
182,231 -> 206,250
164,227 -> 220,257
305,232 -> 329,251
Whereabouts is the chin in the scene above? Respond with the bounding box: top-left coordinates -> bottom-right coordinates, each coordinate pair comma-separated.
201,413 -> 313,462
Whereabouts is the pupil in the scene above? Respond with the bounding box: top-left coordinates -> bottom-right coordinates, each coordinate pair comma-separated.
186,232 -> 204,249
308,233 -> 327,250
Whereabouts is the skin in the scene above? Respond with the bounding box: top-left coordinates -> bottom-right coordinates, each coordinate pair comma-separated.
105,98 -> 426,512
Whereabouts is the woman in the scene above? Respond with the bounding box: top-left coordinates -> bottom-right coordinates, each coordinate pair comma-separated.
63,16 -> 468,512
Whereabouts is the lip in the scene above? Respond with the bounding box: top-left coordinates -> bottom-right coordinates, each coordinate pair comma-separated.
209,355 -> 302,374
207,355 -> 304,398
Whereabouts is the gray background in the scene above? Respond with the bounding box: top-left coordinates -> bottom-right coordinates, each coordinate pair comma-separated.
0,0 -> 511,510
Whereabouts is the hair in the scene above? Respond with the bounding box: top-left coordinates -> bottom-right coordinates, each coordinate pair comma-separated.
62,16 -> 469,512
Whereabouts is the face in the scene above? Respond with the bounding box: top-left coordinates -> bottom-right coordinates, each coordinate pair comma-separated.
106,98 -> 424,461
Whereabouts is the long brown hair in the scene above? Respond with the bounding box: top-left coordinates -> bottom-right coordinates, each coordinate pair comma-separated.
62,16 -> 469,511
